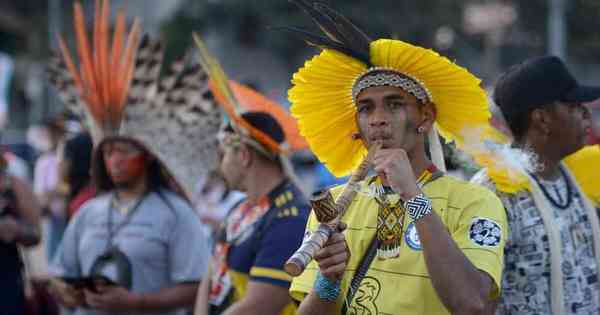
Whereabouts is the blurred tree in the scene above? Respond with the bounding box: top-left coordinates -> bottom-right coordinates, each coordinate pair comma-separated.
160,0 -> 472,72
161,0 -> 600,77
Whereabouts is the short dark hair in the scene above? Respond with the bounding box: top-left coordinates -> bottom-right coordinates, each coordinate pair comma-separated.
503,111 -> 531,142
500,101 -> 563,142
494,55 -> 600,141
91,138 -> 171,193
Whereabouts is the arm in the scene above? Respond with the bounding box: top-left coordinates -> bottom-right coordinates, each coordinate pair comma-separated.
297,287 -> 338,315
10,175 -> 42,246
193,277 -> 210,315
297,231 -> 348,315
85,282 -> 199,313
223,281 -> 292,315
415,211 -> 494,314
137,283 -> 199,311
228,199 -> 313,315
49,207 -> 86,308
374,149 -> 503,315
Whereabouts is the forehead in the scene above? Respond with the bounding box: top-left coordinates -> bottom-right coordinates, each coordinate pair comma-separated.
103,139 -> 142,151
355,85 -> 418,103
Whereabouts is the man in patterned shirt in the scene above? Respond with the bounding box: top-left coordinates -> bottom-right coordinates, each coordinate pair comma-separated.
472,56 -> 600,314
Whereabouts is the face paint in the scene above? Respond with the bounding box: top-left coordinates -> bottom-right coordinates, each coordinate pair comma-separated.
403,119 -> 418,147
103,142 -> 147,185
107,154 -> 146,185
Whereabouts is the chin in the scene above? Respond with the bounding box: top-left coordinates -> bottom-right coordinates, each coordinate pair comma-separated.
113,182 -> 132,190
566,141 -> 586,156
367,139 -> 393,149
112,178 -> 135,189
222,177 -> 238,191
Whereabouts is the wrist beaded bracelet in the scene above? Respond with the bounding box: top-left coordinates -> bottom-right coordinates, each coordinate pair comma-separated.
314,272 -> 341,302
404,193 -> 432,222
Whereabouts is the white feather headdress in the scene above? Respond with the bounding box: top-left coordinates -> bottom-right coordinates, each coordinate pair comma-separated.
47,0 -> 222,200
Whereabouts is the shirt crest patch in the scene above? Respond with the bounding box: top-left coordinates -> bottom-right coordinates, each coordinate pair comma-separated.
469,217 -> 502,247
404,222 -> 422,250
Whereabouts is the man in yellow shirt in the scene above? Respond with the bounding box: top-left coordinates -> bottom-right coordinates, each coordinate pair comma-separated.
284,2 -> 507,314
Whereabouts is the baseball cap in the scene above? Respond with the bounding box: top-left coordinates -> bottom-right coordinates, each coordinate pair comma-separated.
494,55 -> 600,120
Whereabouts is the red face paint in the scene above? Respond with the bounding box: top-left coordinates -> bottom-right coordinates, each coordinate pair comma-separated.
103,142 -> 147,185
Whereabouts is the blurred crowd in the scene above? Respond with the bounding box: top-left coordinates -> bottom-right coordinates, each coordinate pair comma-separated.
1,1 -> 600,315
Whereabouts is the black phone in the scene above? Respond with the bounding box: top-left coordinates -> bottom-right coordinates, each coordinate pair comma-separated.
60,275 -> 117,293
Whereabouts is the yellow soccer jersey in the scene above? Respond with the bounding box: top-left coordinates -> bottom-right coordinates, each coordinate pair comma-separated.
290,175 -> 507,315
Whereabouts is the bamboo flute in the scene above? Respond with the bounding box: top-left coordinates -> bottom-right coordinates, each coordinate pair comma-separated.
284,143 -> 380,276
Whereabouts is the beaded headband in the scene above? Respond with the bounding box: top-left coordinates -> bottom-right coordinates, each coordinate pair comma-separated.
352,68 -> 433,104
218,128 -> 279,161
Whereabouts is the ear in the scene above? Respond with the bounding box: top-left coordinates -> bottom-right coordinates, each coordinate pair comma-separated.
418,102 -> 437,133
239,144 -> 253,168
530,108 -> 552,135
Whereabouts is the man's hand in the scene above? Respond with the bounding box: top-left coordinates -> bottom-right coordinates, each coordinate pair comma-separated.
314,225 -> 350,281
0,217 -> 20,243
49,279 -> 85,308
373,148 -> 420,199
84,286 -> 141,313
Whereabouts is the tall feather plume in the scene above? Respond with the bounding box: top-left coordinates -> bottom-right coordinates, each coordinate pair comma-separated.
47,52 -> 85,118
51,0 -> 141,135
152,47 -> 189,111
48,0 -> 223,200
123,35 -> 164,124
119,34 -> 223,200
284,0 -> 372,65
192,33 -> 242,118
192,32 -> 284,155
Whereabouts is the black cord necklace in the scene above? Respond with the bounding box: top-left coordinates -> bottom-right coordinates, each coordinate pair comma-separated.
106,191 -> 149,251
530,167 -> 573,210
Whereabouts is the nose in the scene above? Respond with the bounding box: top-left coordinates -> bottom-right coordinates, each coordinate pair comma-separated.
107,151 -> 126,167
368,104 -> 389,128
579,104 -> 592,127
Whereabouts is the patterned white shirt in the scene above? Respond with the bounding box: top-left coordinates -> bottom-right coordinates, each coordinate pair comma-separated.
477,168 -> 600,314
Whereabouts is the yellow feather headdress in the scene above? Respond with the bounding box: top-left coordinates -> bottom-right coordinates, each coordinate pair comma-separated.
286,1 -> 491,177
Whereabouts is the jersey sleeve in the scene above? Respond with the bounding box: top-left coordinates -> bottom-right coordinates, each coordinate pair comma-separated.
250,199 -> 310,289
448,184 -> 508,298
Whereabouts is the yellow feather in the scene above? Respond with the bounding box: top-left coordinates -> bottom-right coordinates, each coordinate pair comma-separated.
565,145 -> 600,206
192,33 -> 242,117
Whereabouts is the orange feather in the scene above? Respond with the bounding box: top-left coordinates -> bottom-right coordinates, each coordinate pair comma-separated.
73,2 -> 101,121
98,0 -> 112,122
209,81 -> 284,154
57,35 -> 84,93
93,0 -> 103,105
116,18 -> 141,118
110,7 -> 126,107
56,0 -> 144,132
228,82 -> 308,151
